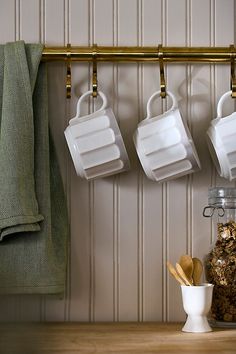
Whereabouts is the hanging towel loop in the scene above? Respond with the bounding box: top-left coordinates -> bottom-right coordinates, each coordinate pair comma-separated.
158,44 -> 166,99
66,43 -> 72,99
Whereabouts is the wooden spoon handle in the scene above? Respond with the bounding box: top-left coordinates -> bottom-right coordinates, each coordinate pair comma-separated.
166,262 -> 186,286
176,263 -> 192,286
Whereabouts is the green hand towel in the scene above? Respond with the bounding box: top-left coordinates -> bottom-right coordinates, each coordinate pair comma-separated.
0,41 -> 68,294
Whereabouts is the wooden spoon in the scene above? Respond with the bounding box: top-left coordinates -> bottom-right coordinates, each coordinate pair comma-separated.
166,262 -> 186,286
192,257 -> 203,286
179,255 -> 194,284
175,263 -> 192,286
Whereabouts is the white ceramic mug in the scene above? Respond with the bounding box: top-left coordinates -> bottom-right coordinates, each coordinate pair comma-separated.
206,91 -> 236,181
64,91 -> 130,180
133,90 -> 201,182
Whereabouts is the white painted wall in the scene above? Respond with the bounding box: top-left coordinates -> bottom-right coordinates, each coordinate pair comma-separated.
0,0 -> 235,322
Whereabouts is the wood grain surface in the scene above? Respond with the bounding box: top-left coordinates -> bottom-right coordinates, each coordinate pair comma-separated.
0,322 -> 235,354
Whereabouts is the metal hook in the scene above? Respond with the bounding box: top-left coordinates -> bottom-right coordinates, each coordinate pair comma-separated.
203,206 -> 215,217
230,44 -> 236,98
203,206 -> 225,218
158,44 -> 166,99
92,44 -> 98,98
66,43 -> 71,99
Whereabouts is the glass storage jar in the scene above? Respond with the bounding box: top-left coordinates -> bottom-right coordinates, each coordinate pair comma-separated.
203,187 -> 236,327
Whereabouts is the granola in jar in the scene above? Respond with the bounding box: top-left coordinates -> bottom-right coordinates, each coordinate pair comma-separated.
205,221 -> 236,322
203,187 -> 236,326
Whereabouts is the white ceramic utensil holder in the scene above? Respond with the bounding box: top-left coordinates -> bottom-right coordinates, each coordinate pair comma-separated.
181,284 -> 214,333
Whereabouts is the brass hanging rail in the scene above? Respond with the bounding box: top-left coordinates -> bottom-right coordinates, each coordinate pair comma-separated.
42,45 -> 236,63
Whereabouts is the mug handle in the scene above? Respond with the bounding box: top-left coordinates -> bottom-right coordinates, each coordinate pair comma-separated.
146,90 -> 178,119
217,90 -> 232,118
69,90 -> 108,124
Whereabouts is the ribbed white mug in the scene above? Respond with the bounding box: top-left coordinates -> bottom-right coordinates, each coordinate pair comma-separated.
64,91 -> 130,180
206,90 -> 236,181
133,90 -> 201,182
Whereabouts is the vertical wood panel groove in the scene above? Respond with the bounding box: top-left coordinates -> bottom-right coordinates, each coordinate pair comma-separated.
113,176 -> 119,321
162,183 -> 167,321
89,183 -> 95,321
68,0 -> 71,43
14,0 -> 17,40
66,0 -> 71,321
17,0 -> 21,39
186,176 -> 193,255
185,0 -> 188,46
112,0 -> 119,322
91,0 -> 95,44
210,0 -> 216,45
186,0 -> 193,256
39,0 -> 42,43
116,0 -> 120,321
64,0 -> 71,322
209,0 -> 216,247
210,0 -> 216,186
42,0 -> 46,43
38,0 -> 40,42
162,0 -> 167,322
15,0 -> 19,40
137,0 -> 144,322
163,0 -> 167,45
63,0 -> 67,322
88,0 -> 91,46
88,0 -> 94,322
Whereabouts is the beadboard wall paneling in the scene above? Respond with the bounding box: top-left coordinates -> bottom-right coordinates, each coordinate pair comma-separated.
0,0 -> 15,42
69,0 -> 90,322
92,0 -> 117,322
189,2 -> 214,321
142,0 -> 163,322
165,0 -> 189,322
44,0 -> 69,322
116,0 -> 140,322
20,0 -> 40,42
0,0 -> 235,323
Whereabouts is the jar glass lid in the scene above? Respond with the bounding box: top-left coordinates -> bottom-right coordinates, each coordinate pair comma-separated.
208,187 -> 236,208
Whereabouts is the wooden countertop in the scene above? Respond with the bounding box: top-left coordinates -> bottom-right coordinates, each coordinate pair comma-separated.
0,322 -> 236,354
